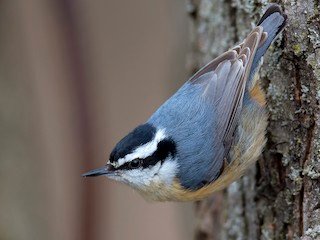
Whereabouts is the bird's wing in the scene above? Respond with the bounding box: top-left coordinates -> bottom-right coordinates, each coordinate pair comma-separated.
189,26 -> 265,162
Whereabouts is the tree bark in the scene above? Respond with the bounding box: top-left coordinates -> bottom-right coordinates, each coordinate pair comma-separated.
188,1 -> 320,239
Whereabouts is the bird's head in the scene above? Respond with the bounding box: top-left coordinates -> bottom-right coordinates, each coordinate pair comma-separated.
83,123 -> 179,193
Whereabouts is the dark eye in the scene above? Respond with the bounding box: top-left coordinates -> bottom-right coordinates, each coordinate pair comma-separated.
129,158 -> 142,169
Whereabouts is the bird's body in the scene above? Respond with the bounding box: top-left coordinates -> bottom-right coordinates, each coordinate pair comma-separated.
83,5 -> 287,202
139,47 -> 269,202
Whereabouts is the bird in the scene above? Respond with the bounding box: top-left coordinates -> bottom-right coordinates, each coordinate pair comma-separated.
82,4 -> 287,202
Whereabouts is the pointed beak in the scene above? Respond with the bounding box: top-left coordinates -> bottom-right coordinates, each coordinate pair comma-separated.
82,164 -> 115,177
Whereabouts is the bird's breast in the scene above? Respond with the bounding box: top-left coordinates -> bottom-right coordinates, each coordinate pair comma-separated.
136,178 -> 223,202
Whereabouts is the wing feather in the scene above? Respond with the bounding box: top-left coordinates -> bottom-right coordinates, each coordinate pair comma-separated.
189,26 -> 264,164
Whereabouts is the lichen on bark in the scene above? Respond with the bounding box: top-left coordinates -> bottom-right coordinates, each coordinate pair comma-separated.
188,0 -> 320,239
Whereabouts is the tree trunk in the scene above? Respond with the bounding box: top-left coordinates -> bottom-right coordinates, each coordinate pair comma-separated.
188,1 -> 320,239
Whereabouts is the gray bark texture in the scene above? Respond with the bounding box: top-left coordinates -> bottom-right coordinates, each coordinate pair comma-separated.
187,1 -> 320,240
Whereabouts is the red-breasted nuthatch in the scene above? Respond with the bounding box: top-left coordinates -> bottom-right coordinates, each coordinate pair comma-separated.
83,5 -> 287,201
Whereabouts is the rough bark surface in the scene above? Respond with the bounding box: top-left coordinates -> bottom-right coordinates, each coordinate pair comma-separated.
188,1 -> 320,240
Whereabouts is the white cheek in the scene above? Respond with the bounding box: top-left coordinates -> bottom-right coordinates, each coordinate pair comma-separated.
156,160 -> 178,185
120,159 -> 178,188
105,175 -> 122,182
122,163 -> 161,187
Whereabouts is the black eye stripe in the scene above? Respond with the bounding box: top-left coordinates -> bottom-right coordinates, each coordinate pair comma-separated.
153,139 -> 176,162
141,156 -> 158,168
115,138 -> 176,171
116,160 -> 141,171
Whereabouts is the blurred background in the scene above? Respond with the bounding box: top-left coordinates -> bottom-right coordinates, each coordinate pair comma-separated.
0,1 -> 195,240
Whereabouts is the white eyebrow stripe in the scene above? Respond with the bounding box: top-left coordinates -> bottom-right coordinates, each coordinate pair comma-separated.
112,129 -> 166,168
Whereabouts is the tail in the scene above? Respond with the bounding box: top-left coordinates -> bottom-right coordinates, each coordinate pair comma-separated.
248,4 -> 287,86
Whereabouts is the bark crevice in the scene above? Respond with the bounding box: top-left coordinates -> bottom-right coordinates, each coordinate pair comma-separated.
191,1 -> 320,239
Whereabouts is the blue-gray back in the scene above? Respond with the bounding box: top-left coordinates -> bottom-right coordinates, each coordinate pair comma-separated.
147,5 -> 286,190
148,82 -> 224,189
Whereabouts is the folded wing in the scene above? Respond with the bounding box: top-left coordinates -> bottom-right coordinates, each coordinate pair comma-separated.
189,26 -> 264,165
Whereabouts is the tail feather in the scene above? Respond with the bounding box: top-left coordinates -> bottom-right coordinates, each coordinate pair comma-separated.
248,4 -> 287,85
